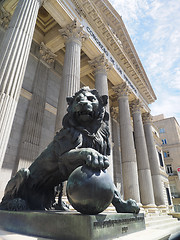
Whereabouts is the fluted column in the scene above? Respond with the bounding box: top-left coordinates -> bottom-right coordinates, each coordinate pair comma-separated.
89,54 -> 114,178
55,20 -> 88,132
89,54 -> 112,97
0,0 -> 43,169
142,113 -> 165,206
14,43 -> 56,173
111,107 -> 123,197
131,100 -> 155,206
113,83 -> 140,203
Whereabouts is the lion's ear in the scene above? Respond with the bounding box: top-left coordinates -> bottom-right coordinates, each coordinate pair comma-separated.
66,97 -> 73,105
101,95 -> 108,106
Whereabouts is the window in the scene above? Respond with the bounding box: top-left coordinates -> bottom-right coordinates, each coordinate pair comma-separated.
162,139 -> 167,144
158,152 -> 164,167
133,131 -> 136,149
170,185 -> 177,196
166,164 -> 173,175
166,188 -> 172,205
159,128 -> 165,134
164,151 -> 170,158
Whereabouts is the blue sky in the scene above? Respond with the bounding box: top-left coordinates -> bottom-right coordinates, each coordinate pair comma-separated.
109,0 -> 180,124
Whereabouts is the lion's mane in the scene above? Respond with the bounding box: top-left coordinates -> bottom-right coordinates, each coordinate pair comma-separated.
59,87 -> 110,156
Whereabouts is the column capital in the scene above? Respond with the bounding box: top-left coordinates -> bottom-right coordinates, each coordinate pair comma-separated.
59,19 -> 88,45
88,54 -> 112,73
0,6 -> 11,29
112,82 -> 131,98
39,0 -> 46,6
142,112 -> 152,124
110,107 -> 119,121
39,42 -> 57,66
130,99 -> 143,114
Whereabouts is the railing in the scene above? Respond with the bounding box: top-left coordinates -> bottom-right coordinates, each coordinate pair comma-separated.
168,171 -> 178,176
174,205 -> 180,213
171,192 -> 180,198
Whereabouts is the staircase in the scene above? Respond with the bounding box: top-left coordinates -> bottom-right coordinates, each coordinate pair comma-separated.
62,197 -> 180,239
115,214 -> 180,240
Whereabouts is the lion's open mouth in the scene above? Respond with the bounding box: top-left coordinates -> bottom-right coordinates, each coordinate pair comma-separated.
75,110 -> 95,122
78,111 -> 93,117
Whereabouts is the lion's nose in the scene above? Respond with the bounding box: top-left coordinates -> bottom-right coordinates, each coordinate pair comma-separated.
79,101 -> 88,106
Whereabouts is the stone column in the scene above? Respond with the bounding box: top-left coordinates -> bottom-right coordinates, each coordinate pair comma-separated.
55,20 -> 88,132
111,107 -> 124,197
0,0 -> 43,169
142,113 -> 165,206
89,54 -> 114,178
131,100 -> 155,206
113,83 -> 140,203
89,54 -> 112,97
13,43 -> 56,173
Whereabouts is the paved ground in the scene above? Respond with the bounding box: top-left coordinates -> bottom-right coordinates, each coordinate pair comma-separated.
1,213 -> 180,240
0,229 -> 40,240
0,227 -> 179,240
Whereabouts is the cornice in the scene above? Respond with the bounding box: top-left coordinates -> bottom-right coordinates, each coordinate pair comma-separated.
71,0 -> 156,104
94,0 -> 156,101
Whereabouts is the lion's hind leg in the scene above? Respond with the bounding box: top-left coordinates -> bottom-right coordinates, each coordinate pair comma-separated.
0,168 -> 30,211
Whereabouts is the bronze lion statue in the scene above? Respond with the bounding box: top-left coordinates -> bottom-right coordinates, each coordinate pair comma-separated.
0,87 -> 140,214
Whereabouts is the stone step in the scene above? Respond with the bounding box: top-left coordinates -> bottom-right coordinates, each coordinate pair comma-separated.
145,215 -> 178,227
146,215 -> 173,221
149,219 -> 180,230
114,220 -> 180,240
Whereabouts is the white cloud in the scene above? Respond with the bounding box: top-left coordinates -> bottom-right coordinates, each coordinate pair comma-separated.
109,0 -> 180,123
109,0 -> 149,35
150,91 -> 180,124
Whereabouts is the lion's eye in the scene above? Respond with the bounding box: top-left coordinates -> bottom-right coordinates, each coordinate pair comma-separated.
76,97 -> 81,102
87,96 -> 96,102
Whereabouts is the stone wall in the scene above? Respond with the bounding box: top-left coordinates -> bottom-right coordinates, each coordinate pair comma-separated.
0,40 -> 62,198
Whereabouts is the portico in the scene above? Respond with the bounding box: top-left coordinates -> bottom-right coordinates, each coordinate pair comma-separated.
0,0 -> 170,213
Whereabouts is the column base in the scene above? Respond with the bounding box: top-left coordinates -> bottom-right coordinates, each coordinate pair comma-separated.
137,203 -> 145,215
157,205 -> 168,215
142,204 -> 158,216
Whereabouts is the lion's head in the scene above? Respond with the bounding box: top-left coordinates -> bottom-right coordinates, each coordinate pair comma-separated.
59,87 -> 110,156
63,87 -> 109,129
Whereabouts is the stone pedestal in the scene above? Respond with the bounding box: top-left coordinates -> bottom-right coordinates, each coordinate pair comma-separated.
0,210 -> 145,240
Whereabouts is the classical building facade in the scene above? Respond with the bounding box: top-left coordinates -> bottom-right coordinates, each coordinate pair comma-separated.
0,0 -> 172,213
153,115 -> 180,212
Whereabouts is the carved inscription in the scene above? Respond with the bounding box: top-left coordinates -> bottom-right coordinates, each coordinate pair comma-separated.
122,226 -> 128,233
93,216 -> 144,229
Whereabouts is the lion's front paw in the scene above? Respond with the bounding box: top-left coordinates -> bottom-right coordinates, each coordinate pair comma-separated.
82,148 -> 109,170
126,199 -> 140,214
114,199 -> 140,214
